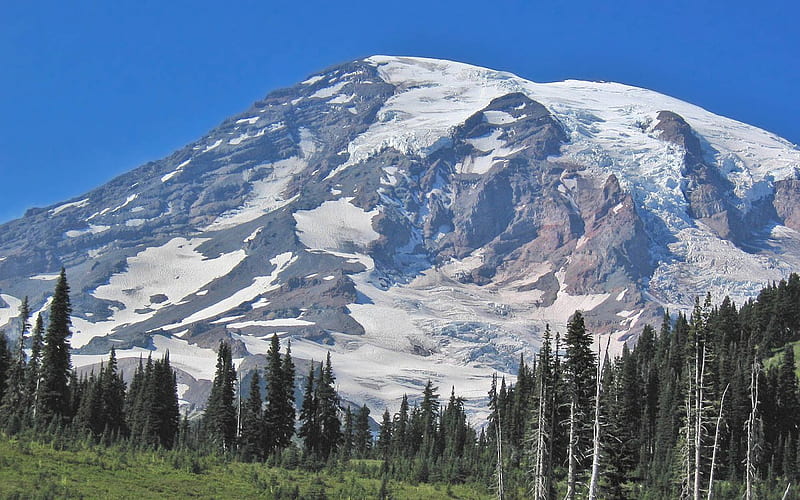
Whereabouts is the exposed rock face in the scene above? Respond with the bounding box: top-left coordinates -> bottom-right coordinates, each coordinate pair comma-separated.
1,56 -> 799,420
774,178 -> 800,231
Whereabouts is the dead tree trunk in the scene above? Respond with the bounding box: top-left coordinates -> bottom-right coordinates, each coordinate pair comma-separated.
588,337 -> 609,500
745,358 -> 760,500
706,384 -> 728,500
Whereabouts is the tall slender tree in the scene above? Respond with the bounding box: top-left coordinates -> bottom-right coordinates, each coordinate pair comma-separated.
563,311 -> 596,500
205,341 -> 237,452
239,369 -> 264,461
39,268 -> 73,422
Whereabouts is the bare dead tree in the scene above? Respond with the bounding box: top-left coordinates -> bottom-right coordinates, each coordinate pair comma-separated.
706,383 -> 728,500
588,336 -> 611,500
745,358 -> 761,500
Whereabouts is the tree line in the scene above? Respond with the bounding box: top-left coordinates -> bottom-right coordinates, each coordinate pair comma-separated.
1,270 -> 799,498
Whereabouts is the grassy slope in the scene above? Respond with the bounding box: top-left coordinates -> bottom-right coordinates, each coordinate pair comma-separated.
764,340 -> 800,379
0,437 -> 491,499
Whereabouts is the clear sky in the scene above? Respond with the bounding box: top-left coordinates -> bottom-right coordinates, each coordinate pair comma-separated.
1,0 -> 798,223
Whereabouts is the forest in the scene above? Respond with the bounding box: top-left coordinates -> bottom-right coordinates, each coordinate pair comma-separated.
0,269 -> 798,499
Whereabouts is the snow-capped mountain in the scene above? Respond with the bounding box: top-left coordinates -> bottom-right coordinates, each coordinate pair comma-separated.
1,56 -> 799,420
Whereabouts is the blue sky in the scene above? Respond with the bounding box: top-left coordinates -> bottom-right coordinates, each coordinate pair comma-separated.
1,0 -> 798,223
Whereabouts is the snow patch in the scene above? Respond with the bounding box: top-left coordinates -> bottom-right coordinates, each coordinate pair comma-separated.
65,225 -> 111,238
70,238 -> 246,347
51,198 -> 89,215
294,198 -> 380,252
226,318 -> 314,329
164,252 -> 296,330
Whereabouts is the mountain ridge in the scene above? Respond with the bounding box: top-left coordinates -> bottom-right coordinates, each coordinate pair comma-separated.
1,55 -> 799,420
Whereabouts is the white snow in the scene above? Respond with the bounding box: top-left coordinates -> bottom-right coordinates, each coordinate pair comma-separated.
459,129 -> 524,175
204,157 -> 305,231
164,252 -> 296,330
301,74 -> 325,86
51,198 -> 89,215
0,294 -> 22,329
204,139 -> 223,152
309,80 -> 348,100
294,198 -> 380,252
244,227 -> 262,244
226,318 -> 314,329
236,116 -> 260,125
161,161 -> 189,180
64,224 -> 111,238
70,238 -> 246,347
328,94 -> 355,104
72,335 -> 220,381
484,110 -> 517,125
30,273 -> 60,281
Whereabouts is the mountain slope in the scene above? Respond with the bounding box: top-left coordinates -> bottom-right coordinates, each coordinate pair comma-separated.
1,56 -> 799,419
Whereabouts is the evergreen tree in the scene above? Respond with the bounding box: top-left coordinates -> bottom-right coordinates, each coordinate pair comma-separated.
25,313 -> 45,420
39,269 -> 73,423
0,333 -> 8,404
280,340 -> 296,447
239,369 -> 264,461
563,311 -> 596,500
100,347 -> 127,439
316,353 -> 342,460
265,334 -> 295,453
342,405 -> 354,459
377,408 -> 393,458
354,404 -> 372,458
1,298 -> 32,429
75,370 -> 103,436
150,352 -> 180,449
298,363 -> 319,456
204,341 -> 237,452
393,394 -> 410,457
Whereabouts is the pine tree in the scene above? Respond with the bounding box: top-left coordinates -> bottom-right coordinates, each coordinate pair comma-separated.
239,369 -> 265,461
298,363 -> 318,457
39,269 -> 73,423
25,314 -> 45,420
204,341 -> 237,452
280,340 -> 296,447
354,404 -> 372,459
0,333 -> 9,404
316,353 -> 342,461
151,352 -> 180,449
377,408 -> 393,458
563,311 -> 596,500
265,334 -> 295,454
342,405 -> 355,459
393,394 -> 410,457
1,298 -> 32,429
100,347 -> 127,439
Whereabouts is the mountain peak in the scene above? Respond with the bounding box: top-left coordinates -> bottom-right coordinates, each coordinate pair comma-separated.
1,56 -> 799,419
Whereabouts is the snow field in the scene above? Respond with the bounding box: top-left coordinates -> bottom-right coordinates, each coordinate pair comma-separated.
293,198 -> 380,252
164,252 -> 296,330
69,237 -> 246,347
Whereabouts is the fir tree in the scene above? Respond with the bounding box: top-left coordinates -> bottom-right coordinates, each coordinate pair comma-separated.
39,268 -> 73,423
25,313 -> 45,420
100,347 -> 127,439
354,404 -> 372,458
1,298 -> 32,429
0,333 -> 8,404
563,311 -> 596,500
316,353 -> 342,460
377,408 -> 393,458
265,334 -> 295,453
239,369 -> 264,461
298,363 -> 318,457
204,341 -> 237,452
